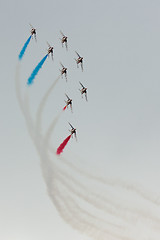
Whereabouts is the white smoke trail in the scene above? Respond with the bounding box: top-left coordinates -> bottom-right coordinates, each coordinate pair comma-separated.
54,170 -> 127,229
16,64 -> 160,240
41,105 -> 160,238
39,86 -> 160,209
41,112 -> 160,238
34,76 -> 158,224
54,189 -> 124,240
53,150 -> 160,207
44,111 -> 63,147
39,133 -> 160,240
15,62 -> 36,142
39,137 -> 119,240
39,145 -> 131,240
20,76 -> 129,239
15,63 -> 24,114
46,134 -> 160,230
23,88 -> 36,141
54,160 -> 160,227
36,75 -> 60,141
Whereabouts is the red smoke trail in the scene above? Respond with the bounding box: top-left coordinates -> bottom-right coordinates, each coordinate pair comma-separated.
56,135 -> 71,155
63,105 -> 67,111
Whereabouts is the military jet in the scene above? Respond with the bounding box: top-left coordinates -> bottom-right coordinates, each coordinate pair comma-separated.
64,94 -> 72,112
75,51 -> 83,71
47,42 -> 54,60
79,82 -> 88,101
60,31 -> 68,50
29,24 -> 37,41
68,122 -> 77,141
60,62 -> 67,81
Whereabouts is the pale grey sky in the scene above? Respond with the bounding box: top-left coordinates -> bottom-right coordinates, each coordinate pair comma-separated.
1,0 -> 160,239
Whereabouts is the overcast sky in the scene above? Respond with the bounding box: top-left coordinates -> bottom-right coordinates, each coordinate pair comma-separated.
1,0 -> 160,239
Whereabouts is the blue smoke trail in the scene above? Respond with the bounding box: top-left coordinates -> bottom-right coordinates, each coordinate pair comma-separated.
18,35 -> 32,61
27,54 -> 48,85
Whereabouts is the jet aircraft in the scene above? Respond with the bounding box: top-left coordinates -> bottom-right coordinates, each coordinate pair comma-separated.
60,62 -> 67,81
29,24 -> 37,41
47,42 -> 54,60
75,51 -> 83,71
64,94 -> 72,112
79,82 -> 88,101
68,122 -> 77,141
60,31 -> 68,50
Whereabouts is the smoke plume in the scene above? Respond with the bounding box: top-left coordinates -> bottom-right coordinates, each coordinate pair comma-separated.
27,54 -> 48,85
18,35 -> 32,61
56,135 -> 71,155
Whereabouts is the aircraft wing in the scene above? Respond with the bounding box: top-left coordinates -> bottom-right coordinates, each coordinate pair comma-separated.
65,93 -> 70,100
47,41 -> 51,47
68,122 -> 74,129
60,30 -> 65,36
75,51 -> 80,57
79,81 -> 84,88
60,62 -> 64,68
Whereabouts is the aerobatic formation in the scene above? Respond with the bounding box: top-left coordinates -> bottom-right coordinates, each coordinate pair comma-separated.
18,24 -> 86,154
16,25 -> 160,240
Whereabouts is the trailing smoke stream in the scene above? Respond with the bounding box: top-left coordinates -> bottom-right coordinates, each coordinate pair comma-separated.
53,148 -> 160,208
38,83 -> 160,208
53,160 -> 160,227
16,63 -> 160,240
48,131 -> 160,214
16,68 -> 127,239
56,135 -> 71,155
15,63 -> 24,113
27,54 -> 48,85
18,35 -> 32,61
36,75 -> 60,140
63,105 -> 67,111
